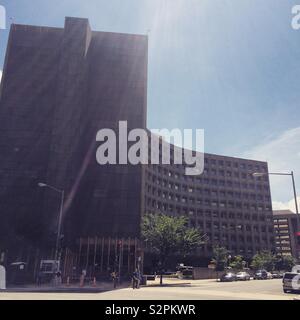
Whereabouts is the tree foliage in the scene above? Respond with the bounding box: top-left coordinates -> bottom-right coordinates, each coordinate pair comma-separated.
229,255 -> 246,271
141,214 -> 204,284
250,251 -> 276,271
212,245 -> 229,272
275,255 -> 296,271
142,214 -> 203,258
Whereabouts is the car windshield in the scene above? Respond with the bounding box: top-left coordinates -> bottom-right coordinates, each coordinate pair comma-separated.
284,273 -> 298,280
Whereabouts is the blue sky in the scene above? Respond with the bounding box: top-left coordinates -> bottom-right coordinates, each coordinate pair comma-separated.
0,0 -> 300,207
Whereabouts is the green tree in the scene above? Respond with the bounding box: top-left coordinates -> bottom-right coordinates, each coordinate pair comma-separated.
275,255 -> 295,271
141,214 -> 204,285
229,255 -> 246,271
212,246 -> 229,272
251,251 -> 276,271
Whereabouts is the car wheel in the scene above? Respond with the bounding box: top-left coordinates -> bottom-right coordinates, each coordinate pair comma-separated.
283,289 -> 288,293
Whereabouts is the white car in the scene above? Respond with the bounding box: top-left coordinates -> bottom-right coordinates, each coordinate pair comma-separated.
236,271 -> 251,281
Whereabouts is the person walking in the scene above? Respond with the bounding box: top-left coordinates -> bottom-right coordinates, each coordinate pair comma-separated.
111,271 -> 118,289
132,269 -> 141,289
56,271 -> 62,286
36,270 -> 42,287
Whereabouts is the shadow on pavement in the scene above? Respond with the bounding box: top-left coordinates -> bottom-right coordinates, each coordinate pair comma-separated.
4,281 -> 131,294
143,282 -> 191,288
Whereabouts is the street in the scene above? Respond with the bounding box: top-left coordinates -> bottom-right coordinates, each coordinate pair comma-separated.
0,278 -> 299,300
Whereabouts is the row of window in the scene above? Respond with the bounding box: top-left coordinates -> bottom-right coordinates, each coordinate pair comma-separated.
203,158 -> 267,171
190,220 -> 273,233
201,246 -> 272,255
200,233 -> 273,243
147,168 -> 269,182
274,229 -> 290,234
146,175 -> 270,192
276,240 -> 291,245
276,246 -> 292,252
147,183 -> 270,200
145,207 -> 273,225
274,218 -> 289,223
147,152 -> 267,172
146,196 -> 272,212
149,166 -> 268,181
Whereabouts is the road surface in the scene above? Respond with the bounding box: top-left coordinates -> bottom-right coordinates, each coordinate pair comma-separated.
0,278 -> 298,300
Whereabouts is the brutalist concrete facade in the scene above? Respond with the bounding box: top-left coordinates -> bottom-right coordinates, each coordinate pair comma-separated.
144,143 -> 275,261
0,17 -> 148,260
0,17 -> 275,268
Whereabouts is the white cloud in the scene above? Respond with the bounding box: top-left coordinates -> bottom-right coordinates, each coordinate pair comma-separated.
272,196 -> 300,212
241,127 -> 300,211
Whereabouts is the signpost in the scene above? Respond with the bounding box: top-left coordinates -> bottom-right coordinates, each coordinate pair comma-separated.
0,265 -> 6,290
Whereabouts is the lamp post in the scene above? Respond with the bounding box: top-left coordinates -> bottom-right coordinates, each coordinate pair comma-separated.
253,171 -> 300,258
38,182 -> 65,268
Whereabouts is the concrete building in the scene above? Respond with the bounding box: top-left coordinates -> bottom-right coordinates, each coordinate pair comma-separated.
0,17 -> 147,269
0,17 -> 275,279
273,210 -> 299,259
144,141 -> 275,263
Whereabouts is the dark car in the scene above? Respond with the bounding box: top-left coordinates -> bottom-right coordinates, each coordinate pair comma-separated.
220,272 -> 237,282
254,269 -> 268,280
176,265 -> 193,279
7,262 -> 28,285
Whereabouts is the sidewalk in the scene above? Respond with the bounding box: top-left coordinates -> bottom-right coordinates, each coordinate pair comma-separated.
145,277 -> 217,287
4,281 -> 131,293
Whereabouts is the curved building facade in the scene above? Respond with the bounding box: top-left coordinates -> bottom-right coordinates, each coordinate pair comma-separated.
143,140 -> 275,259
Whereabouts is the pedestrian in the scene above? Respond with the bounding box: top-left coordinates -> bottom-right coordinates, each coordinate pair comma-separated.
80,270 -> 86,287
111,271 -> 118,289
36,270 -> 42,287
132,268 -> 141,289
56,271 -> 62,286
136,269 -> 142,289
132,270 -> 137,289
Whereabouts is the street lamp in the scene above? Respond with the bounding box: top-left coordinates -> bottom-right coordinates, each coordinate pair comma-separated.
253,171 -> 300,258
38,182 -> 65,268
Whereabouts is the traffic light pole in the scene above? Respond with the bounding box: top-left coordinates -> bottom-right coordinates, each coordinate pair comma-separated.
291,172 -> 300,260
55,189 -> 65,267
291,171 -> 300,227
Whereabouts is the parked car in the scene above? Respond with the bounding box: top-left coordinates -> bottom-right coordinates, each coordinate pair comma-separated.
220,272 -> 237,282
176,265 -> 193,279
254,269 -> 268,280
292,265 -> 300,273
236,271 -> 251,281
7,262 -> 28,285
145,275 -> 156,281
271,271 -> 283,279
282,272 -> 300,293
266,272 -> 273,279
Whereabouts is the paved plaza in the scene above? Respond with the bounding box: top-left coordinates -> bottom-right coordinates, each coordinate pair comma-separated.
0,278 -> 299,300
